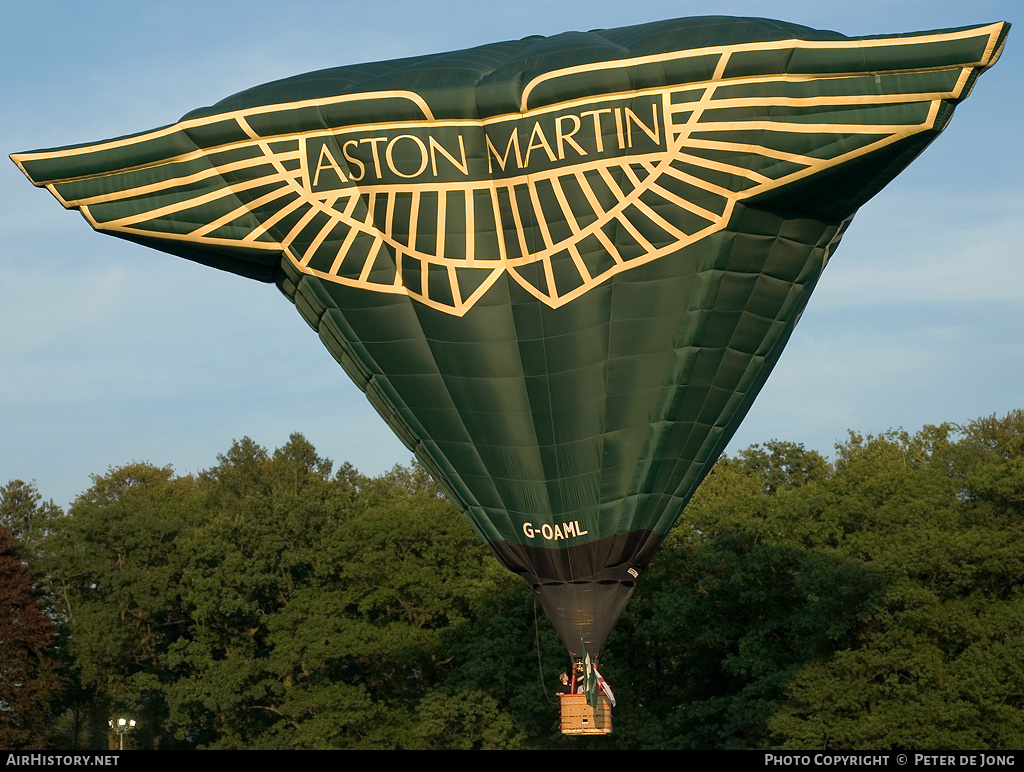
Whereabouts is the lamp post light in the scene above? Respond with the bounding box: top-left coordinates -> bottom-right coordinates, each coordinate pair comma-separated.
108,717 -> 136,750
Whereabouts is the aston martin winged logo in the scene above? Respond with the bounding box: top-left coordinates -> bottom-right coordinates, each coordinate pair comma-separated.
13,20 -> 1008,316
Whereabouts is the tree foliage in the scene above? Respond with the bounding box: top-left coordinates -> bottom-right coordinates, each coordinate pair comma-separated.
0,524 -> 61,748
605,419 -> 1024,749
4,412 -> 1024,749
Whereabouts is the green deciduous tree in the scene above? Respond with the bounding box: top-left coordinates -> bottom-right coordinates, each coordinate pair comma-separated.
47,464 -> 203,749
163,435 -> 526,749
10,412 -> 1024,749
603,416 -> 1024,749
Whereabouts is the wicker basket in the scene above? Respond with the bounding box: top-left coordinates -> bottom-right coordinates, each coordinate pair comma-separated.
559,694 -> 612,735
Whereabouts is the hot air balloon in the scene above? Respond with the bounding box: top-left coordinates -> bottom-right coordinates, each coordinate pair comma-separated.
12,15 -> 1008,681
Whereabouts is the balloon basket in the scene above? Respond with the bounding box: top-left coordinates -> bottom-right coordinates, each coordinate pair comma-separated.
559,694 -> 612,735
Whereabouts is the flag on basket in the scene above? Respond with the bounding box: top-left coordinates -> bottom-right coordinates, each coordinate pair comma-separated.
580,643 -> 615,708
594,666 -> 616,708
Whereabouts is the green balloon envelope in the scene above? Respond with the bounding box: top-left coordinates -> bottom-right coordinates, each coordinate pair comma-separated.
13,16 -> 1009,657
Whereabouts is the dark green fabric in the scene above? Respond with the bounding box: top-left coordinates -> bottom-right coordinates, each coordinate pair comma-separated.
13,16 -> 1008,656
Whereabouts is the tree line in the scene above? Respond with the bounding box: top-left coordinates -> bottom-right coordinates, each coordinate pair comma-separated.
2,412 -> 1022,749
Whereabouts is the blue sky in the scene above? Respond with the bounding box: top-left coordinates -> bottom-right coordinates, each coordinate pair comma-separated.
2,0 -> 1021,508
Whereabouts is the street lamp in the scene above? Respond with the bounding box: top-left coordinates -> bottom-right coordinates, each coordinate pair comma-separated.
108,717 -> 136,750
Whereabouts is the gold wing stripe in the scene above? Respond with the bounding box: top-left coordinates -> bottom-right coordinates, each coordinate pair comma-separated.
18,25 -> 1004,316
519,23 -> 1006,110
